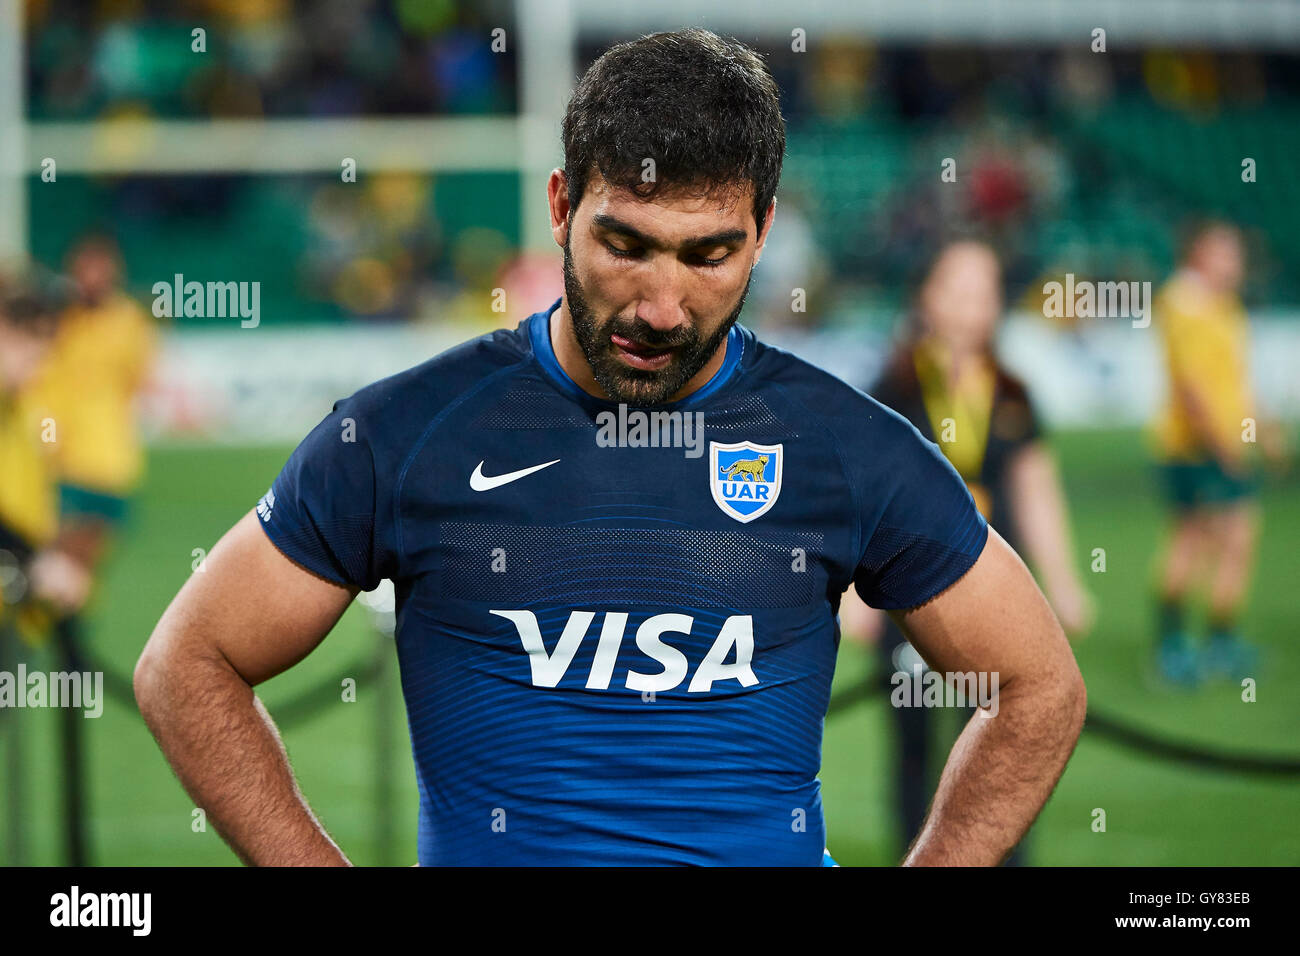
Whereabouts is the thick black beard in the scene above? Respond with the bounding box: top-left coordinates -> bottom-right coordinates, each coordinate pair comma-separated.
563,235 -> 750,407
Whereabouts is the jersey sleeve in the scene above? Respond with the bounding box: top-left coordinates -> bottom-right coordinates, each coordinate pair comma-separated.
256,395 -> 393,592
852,410 -> 989,610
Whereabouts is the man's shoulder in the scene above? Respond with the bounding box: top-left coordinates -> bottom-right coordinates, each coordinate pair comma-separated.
341,321 -> 534,428
744,331 -> 915,442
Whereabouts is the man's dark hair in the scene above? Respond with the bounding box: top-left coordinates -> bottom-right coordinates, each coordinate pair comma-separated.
562,28 -> 786,235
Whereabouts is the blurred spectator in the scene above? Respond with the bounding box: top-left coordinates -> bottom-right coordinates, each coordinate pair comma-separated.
26,0 -> 518,119
747,191 -> 830,331
301,173 -> 442,319
23,15 -> 1300,322
841,240 -> 1092,861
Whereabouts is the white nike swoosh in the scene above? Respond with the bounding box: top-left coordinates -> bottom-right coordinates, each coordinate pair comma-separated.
469,458 -> 561,492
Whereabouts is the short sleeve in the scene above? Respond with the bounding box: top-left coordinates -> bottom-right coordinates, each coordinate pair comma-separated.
256,396 -> 389,592
853,414 -> 989,610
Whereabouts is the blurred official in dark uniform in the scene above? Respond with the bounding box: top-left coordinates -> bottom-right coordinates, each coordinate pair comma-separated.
842,240 -> 1091,864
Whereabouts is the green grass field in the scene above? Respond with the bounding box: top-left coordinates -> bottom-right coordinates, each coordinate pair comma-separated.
3,428 -> 1298,865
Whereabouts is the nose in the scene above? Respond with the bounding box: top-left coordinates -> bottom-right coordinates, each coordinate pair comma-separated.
632,263 -> 689,333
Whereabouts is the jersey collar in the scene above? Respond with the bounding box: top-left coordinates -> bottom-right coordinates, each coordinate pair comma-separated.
528,297 -> 744,409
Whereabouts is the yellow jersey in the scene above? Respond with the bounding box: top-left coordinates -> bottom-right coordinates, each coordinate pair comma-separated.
29,292 -> 157,495
0,387 -> 58,549
1152,272 -> 1253,462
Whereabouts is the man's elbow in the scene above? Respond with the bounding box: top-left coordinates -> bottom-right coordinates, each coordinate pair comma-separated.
133,636 -> 168,724
1058,661 -> 1088,742
1011,654 -> 1087,745
134,623 -> 191,725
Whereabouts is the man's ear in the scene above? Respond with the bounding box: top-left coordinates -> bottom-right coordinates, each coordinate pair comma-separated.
753,196 -> 777,265
547,169 -> 571,249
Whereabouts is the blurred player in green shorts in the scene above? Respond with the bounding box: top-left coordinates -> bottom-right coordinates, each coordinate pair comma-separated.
30,236 -> 156,576
1151,222 -> 1287,686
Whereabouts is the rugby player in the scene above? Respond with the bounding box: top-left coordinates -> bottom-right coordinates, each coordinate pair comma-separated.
135,29 -> 1085,866
1151,222 -> 1285,685
0,268 -> 89,629
32,234 -> 156,576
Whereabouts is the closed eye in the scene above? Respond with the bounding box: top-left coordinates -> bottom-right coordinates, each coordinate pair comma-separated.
605,241 -> 729,269
690,252 -> 730,268
604,241 -> 643,261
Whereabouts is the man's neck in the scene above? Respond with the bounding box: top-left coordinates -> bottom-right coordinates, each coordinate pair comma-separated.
550,298 -> 730,403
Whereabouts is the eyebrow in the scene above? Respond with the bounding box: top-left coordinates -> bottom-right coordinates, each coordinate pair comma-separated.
591,213 -> 749,251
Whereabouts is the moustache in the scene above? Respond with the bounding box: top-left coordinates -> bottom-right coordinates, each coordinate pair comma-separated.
602,317 -> 697,350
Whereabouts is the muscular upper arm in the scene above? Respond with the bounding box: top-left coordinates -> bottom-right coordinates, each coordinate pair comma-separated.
889,527 -> 1083,701
140,509 -> 357,688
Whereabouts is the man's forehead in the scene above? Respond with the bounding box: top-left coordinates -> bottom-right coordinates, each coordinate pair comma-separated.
582,169 -> 755,231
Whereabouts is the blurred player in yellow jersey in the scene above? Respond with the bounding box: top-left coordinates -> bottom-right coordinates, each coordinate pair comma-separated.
0,270 -> 89,636
31,235 -> 157,580
3,254 -> 140,867
0,276 -> 60,565
1152,222 -> 1286,686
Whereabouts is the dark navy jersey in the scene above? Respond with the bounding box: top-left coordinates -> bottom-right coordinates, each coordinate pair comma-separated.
258,297 -> 988,866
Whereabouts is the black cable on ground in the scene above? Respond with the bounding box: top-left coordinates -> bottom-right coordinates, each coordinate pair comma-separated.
826,672 -> 889,716
269,655 -> 386,731
827,672 -> 1300,776
1083,705 -> 1300,776
78,645 -> 383,733
79,649 -> 1300,777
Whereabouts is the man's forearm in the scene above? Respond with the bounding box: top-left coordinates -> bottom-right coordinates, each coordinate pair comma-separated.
135,646 -> 349,866
902,673 -> 1085,866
